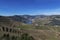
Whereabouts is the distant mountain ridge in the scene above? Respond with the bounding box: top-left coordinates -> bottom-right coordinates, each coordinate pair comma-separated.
0,15 -> 60,26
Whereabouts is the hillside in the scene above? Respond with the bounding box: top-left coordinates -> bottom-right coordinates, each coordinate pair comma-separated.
0,15 -> 60,40
32,15 -> 60,26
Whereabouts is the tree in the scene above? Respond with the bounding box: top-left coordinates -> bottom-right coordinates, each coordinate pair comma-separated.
20,33 -> 35,40
11,36 -> 17,40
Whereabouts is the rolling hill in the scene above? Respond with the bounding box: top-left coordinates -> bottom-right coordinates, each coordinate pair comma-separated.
0,15 -> 60,40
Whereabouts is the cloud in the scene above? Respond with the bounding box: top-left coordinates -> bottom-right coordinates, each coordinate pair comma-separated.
41,12 -> 60,15
30,8 -> 60,15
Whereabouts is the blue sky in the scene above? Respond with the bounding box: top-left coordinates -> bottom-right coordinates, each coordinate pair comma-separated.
0,0 -> 60,16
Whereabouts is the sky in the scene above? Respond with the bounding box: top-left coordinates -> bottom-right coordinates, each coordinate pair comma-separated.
0,0 -> 60,16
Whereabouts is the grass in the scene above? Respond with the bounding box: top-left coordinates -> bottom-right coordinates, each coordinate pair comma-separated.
16,24 -> 34,30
